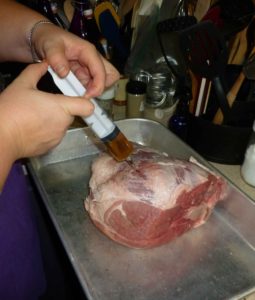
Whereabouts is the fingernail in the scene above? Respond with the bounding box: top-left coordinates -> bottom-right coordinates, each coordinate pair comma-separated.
55,65 -> 68,76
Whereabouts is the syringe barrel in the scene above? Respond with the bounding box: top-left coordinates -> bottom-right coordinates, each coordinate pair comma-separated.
48,67 -> 115,138
84,104 -> 133,161
84,99 -> 115,139
48,67 -> 133,160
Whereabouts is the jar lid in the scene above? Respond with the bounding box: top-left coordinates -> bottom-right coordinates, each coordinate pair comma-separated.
83,9 -> 93,17
126,80 -> 147,95
97,86 -> 115,100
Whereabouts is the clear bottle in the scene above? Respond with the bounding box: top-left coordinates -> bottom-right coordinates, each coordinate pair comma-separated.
37,0 -> 66,28
83,8 -> 107,57
144,100 -> 179,128
38,0 -> 54,19
50,1 -> 69,29
241,120 -> 255,187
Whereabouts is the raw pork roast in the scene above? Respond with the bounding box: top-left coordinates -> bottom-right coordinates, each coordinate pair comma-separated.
85,145 -> 227,249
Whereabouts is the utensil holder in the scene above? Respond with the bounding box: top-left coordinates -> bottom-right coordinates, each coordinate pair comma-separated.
186,112 -> 253,165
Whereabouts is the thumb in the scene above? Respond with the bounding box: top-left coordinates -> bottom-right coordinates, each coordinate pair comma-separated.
56,95 -> 95,117
14,62 -> 48,89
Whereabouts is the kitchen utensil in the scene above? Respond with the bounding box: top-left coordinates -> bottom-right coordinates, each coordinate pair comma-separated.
202,0 -> 255,39
194,0 -> 211,21
227,17 -> 255,66
47,67 -> 133,161
94,2 -> 128,61
156,15 -> 197,79
94,1 -> 120,28
219,0 -> 255,38
118,0 -> 137,21
227,26 -> 249,65
243,52 -> 255,80
245,17 -> 255,61
179,20 -> 231,123
213,50 -> 255,124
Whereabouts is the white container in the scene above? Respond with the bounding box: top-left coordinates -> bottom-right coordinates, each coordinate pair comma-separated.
241,120 -> 255,187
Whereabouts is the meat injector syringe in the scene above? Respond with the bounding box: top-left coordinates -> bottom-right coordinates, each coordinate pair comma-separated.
48,66 -> 133,161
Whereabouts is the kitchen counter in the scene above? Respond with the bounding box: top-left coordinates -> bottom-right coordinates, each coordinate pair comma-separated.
211,162 -> 255,201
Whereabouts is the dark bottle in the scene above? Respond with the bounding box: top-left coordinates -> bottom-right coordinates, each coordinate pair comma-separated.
69,0 -> 91,40
168,87 -> 191,141
83,8 -> 107,57
37,0 -> 66,28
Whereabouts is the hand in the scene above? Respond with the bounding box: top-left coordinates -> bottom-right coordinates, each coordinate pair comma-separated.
33,23 -> 120,98
0,62 -> 94,159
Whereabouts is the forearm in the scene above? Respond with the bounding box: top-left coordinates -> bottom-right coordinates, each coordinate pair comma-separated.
0,0 -> 49,62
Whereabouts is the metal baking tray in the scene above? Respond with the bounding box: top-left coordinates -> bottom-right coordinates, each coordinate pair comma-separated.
27,119 -> 255,300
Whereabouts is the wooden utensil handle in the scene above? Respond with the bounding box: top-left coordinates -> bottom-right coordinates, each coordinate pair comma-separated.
213,42 -> 255,125
213,72 -> 245,125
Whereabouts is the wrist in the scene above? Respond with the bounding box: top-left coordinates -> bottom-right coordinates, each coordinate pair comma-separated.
27,20 -> 54,62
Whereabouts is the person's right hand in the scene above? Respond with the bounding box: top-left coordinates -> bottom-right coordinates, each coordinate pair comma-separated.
0,62 -> 94,160
33,23 -> 120,98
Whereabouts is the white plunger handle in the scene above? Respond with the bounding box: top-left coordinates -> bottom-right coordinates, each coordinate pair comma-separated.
48,66 -> 115,139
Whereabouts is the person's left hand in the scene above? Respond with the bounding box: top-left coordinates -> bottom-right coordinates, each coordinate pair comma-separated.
0,62 -> 94,159
32,23 -> 119,99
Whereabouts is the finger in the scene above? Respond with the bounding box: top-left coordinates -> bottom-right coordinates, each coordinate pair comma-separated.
14,62 -> 48,88
102,58 -> 120,87
56,95 -> 95,117
44,43 -> 70,78
70,61 -> 90,87
78,49 -> 106,97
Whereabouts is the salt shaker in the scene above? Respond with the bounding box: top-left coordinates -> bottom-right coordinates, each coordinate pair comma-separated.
126,80 -> 146,118
241,120 -> 255,187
